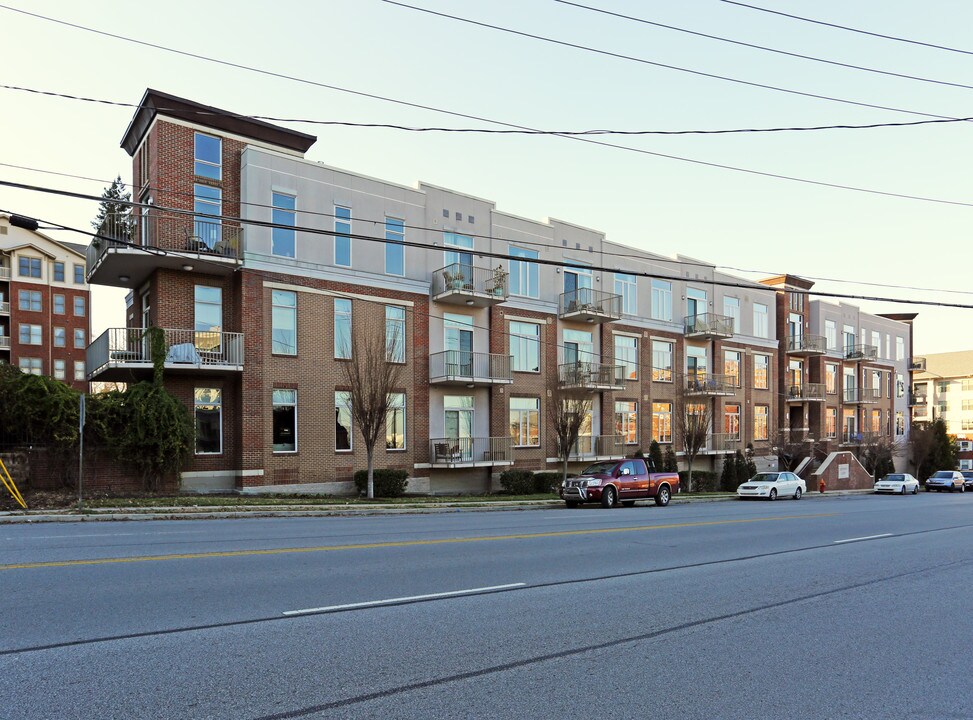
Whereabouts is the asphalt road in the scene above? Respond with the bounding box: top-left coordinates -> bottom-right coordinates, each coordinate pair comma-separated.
3,492 -> 972,719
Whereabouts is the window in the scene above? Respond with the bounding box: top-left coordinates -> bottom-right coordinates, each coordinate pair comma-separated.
18,257 -> 41,278
74,361 -> 85,381
871,331 -> 881,357
896,336 -> 904,361
379,392 -> 406,450
962,400 -> 973,412
753,303 -> 768,338
723,297 -> 740,333
193,184 -> 222,248
18,290 -> 41,311
509,247 -> 539,298
652,402 -> 672,443
53,327 -> 66,347
789,291 -> 803,312
53,294 -> 65,314
843,324 -> 855,352
386,306 -> 406,363
871,409 -> 882,434
53,262 -> 65,282
194,388 -> 222,454
510,397 -> 540,447
271,193 -> 296,258
725,404 -> 741,440
271,290 -> 297,355
825,320 -> 837,351
73,296 -> 85,317
272,389 -> 297,453
616,401 -> 638,444
194,133 -> 222,180
753,354 -> 769,390
335,391 -> 353,451
826,363 -> 838,394
74,328 -> 85,349
18,358 -> 42,375
615,335 -> 638,381
19,324 -> 42,345
651,280 -> 672,322
194,285 -> 222,338
74,264 -> 85,284
385,217 -> 405,276
724,350 -> 741,387
615,273 -> 637,315
937,381 -> 949,393
53,359 -> 65,380
963,379 -> 973,392
334,298 -> 352,359
335,206 -> 352,267
754,405 -> 769,441
652,341 -> 673,382
510,322 -> 540,372
826,408 -> 837,438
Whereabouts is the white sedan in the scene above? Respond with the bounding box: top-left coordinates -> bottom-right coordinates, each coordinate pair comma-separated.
737,472 -> 806,500
874,473 -> 920,495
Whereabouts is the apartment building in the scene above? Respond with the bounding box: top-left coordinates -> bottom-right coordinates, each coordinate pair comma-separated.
0,213 -> 91,390
910,351 -> 973,468
88,90 -> 874,493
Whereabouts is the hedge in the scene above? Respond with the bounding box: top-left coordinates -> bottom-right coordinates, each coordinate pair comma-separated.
678,470 -> 718,492
353,469 -> 409,498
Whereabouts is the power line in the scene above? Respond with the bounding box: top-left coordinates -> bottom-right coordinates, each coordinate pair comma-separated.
5,159 -> 973,299
720,1 -> 973,57
1,7 -> 971,207
9,83 -> 973,137
4,177 -> 973,310
382,0 -> 956,120
554,0 -> 973,91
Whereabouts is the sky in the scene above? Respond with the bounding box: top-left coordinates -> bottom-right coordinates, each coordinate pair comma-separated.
1,0 -> 971,353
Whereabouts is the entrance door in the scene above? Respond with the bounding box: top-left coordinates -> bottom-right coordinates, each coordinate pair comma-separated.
444,314 -> 473,376
687,288 -> 706,328
444,396 -> 474,461
564,266 -> 593,309
140,291 -> 151,359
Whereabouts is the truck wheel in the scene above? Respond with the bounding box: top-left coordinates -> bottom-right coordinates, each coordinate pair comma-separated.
654,485 -> 671,507
565,501 -> 579,508
601,486 -> 617,508
622,500 -> 635,507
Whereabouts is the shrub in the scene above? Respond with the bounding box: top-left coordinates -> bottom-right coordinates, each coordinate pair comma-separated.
663,447 -> 679,473
353,469 -> 409,498
679,470 -> 718,492
649,441 -> 664,472
499,469 -> 535,495
531,471 -> 562,494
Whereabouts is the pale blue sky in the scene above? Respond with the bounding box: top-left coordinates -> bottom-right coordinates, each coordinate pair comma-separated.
1,0 -> 971,351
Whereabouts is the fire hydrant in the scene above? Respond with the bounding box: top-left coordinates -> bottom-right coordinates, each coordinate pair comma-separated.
819,478 -> 826,494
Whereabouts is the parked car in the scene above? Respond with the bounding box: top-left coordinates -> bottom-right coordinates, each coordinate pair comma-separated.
962,471 -> 973,492
560,458 -> 679,508
925,470 -> 965,493
737,472 -> 805,500
874,473 -> 919,495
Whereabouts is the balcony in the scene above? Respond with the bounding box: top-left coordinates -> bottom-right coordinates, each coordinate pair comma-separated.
843,387 -> 880,404
558,361 -> 624,391
429,350 -> 512,386
684,313 -> 734,339
0,301 -> 8,315
0,266 -> 10,280
430,263 -> 508,307
785,383 -> 826,402
844,344 -> 878,361
683,372 -> 735,396
87,212 -> 243,289
568,435 -> 629,461
0,334 -> 9,349
786,334 -> 827,356
908,392 -> 927,407
704,433 -> 739,454
558,288 -> 622,324
87,327 -> 244,382
909,358 -> 926,372
429,437 -> 513,468
841,430 -> 881,446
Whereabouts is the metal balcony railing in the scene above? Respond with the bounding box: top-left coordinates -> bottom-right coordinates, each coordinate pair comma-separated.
569,435 -> 627,459
558,361 -> 624,390
429,350 -> 512,385
841,430 -> 881,445
909,358 -> 926,372
429,436 -> 512,466
683,372 -> 735,396
684,313 -> 734,338
0,266 -> 10,280
0,335 -> 9,349
844,344 -> 878,361
0,301 -> 9,314
785,383 -> 826,402
786,334 -> 827,355
558,287 -> 622,322
707,433 -> 738,453
87,327 -> 244,378
430,263 -> 509,305
908,392 -> 927,406
843,387 -> 880,404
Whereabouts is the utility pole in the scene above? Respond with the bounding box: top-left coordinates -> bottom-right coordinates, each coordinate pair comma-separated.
78,393 -> 85,510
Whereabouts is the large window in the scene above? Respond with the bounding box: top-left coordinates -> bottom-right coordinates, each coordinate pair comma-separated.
194,132 -> 222,180
615,273 -> 637,315
386,305 -> 406,363
754,405 -> 769,441
335,206 -> 352,267
272,389 -> 297,453
615,335 -> 638,381
193,184 -> 222,249
724,297 -> 741,333
194,286 -> 222,347
753,354 -> 769,390
826,408 -> 837,438
652,402 -> 672,443
895,412 -> 905,437
825,320 -> 837,350
510,321 -> 540,372
386,393 -> 406,450
53,294 -> 65,314
18,290 -> 41,311
18,324 -> 42,345
53,327 -> 65,347
753,303 -> 768,338
272,193 -> 296,258
843,324 -> 855,353
334,298 -> 352,359
509,247 -> 539,298
385,217 -> 405,276
73,296 -> 86,317
74,361 -> 85,381
651,280 -> 672,322
53,360 -> 65,380
74,328 -> 86,349
724,403 -> 741,440
18,358 -> 42,375
615,401 -> 638,444
896,336 -> 904,361
724,350 -> 741,387
194,387 -> 222,455
336,391 -> 353,451
826,363 -> 838,394
271,290 -> 297,355
74,264 -> 85,284
18,257 -> 41,278
652,340 -> 673,382
510,397 -> 540,447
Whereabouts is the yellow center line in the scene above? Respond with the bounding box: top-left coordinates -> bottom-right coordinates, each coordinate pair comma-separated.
1,513 -> 836,571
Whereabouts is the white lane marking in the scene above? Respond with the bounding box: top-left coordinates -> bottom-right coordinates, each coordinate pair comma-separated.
834,533 -> 893,544
283,583 -> 526,616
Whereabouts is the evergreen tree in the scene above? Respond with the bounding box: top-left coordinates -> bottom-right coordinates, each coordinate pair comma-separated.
720,454 -> 735,491
745,443 -> 757,478
923,418 -> 958,478
91,175 -> 134,240
648,440 -> 664,473
663,447 -> 678,473
734,450 -> 750,486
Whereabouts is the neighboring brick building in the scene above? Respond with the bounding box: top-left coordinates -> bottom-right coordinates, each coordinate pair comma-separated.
85,90 -> 911,493
0,213 -> 91,390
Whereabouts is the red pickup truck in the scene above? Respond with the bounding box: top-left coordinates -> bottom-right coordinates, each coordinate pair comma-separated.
560,458 -> 680,508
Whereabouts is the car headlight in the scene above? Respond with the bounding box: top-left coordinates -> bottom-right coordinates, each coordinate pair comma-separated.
585,478 -> 602,487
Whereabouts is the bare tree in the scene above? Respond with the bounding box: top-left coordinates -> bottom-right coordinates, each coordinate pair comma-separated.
769,428 -> 814,473
856,434 -> 903,480
675,390 -> 712,493
908,422 -> 935,480
338,322 -> 405,499
547,375 -> 593,487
